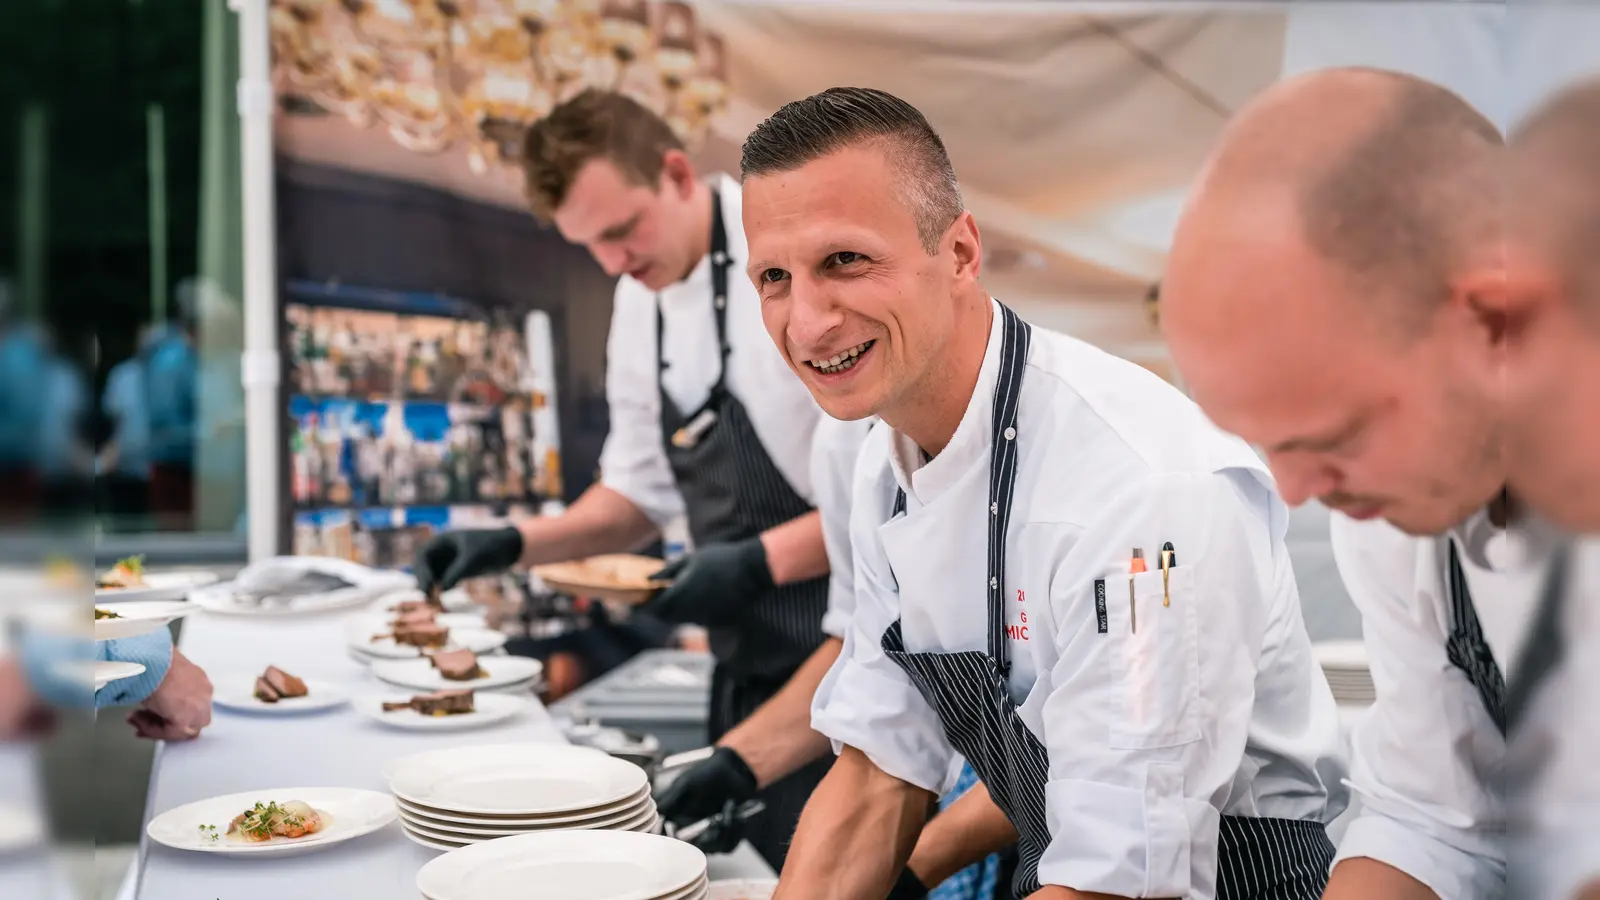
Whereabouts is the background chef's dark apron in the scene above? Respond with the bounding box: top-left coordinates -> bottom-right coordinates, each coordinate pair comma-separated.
880,304 -> 1335,900
656,190 -> 831,872
1443,537 -> 1569,736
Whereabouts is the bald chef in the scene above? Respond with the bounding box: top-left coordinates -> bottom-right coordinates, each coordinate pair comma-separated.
737,87 -> 1349,900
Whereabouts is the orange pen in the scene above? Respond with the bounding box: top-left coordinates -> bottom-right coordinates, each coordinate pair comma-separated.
1128,548 -> 1146,633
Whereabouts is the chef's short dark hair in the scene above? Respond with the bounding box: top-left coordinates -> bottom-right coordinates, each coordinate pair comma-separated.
522,89 -> 685,223
740,87 -> 963,254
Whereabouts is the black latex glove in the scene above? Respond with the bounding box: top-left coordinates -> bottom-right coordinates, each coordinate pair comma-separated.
886,866 -> 930,900
656,746 -> 759,830
413,527 -> 524,595
642,538 -> 773,627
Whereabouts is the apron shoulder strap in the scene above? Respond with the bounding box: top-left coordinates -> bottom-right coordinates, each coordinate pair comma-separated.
986,303 -> 1031,674
656,189 -> 735,390
1444,538 -> 1508,735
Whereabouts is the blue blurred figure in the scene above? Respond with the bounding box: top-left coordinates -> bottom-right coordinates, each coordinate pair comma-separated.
931,763 -> 1003,900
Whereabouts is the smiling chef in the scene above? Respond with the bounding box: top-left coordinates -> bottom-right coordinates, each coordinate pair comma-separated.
737,86 -> 1349,900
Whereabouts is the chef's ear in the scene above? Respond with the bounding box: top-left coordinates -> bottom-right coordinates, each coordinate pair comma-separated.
1454,261 -> 1561,350
948,211 -> 982,281
660,150 -> 699,199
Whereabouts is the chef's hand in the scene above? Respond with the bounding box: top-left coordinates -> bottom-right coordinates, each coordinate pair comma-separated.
642,538 -> 771,627
656,746 -> 759,843
414,527 -> 524,594
132,650 -> 212,742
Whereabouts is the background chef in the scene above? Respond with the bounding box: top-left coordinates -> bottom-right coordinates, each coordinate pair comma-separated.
740,87 -> 1348,900
1161,68 -> 1539,900
411,89 -> 832,872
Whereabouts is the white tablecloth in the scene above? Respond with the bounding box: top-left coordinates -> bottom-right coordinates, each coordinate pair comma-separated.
131,601 -> 773,899
0,743 -> 72,900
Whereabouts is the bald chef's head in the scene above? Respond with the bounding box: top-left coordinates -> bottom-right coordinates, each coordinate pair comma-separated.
1162,67 -> 1508,537
737,87 -> 990,433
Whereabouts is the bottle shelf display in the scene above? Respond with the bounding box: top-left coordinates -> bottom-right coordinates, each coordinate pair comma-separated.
282,281 -> 562,568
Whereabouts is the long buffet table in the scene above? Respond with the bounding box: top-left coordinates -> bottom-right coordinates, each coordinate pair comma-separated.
128,587 -> 774,899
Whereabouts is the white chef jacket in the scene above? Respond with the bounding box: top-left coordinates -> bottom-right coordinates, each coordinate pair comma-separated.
812,301 -> 1349,899
597,173 -> 823,527
1328,511 -> 1548,900
811,415 -> 880,639
1508,538 -> 1600,900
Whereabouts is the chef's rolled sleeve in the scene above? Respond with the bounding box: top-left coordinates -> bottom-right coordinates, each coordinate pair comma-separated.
1336,814 -> 1503,900
1034,470 -> 1273,896
596,287 -> 686,528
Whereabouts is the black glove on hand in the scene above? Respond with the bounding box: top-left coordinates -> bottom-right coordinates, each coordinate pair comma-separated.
656,746 -> 759,831
886,866 -> 930,900
413,527 -> 524,595
643,538 -> 773,627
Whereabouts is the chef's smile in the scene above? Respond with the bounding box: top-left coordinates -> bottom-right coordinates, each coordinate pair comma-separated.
805,340 -> 875,378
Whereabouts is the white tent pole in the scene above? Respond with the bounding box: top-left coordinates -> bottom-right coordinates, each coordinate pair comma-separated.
234,0 -> 281,562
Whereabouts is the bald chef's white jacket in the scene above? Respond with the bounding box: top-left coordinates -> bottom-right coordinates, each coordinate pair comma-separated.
811,301 -> 1350,898
812,415 -> 880,639
598,174 -> 823,526
1328,511 -> 1547,900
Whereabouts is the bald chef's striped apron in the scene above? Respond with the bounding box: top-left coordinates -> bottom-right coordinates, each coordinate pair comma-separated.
655,190 -> 830,872
878,303 -> 1335,899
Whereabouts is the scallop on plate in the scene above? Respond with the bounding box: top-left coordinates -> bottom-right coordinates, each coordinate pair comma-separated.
146,787 -> 396,857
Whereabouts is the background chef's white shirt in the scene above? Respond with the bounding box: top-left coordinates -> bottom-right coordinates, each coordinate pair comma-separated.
812,301 -> 1349,900
811,415 -> 880,639
597,174 -> 823,527
1328,513 -> 1546,900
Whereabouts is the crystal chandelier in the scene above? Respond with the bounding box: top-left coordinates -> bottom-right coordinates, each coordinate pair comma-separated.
270,0 -> 732,174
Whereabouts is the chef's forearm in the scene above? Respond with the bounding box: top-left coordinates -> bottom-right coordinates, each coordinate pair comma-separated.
515,484 -> 658,567
1323,858 -> 1440,900
776,745 -> 931,899
760,510 -> 829,585
718,638 -> 841,788
906,779 -> 1017,886
1026,888 -> 1146,900
1578,878 -> 1600,900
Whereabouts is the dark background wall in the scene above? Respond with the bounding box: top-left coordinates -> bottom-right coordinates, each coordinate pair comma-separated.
274,157 -> 618,505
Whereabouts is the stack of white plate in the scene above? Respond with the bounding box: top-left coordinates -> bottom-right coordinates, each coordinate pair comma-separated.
417,830 -> 709,900
386,744 -> 661,852
1314,640 -> 1374,705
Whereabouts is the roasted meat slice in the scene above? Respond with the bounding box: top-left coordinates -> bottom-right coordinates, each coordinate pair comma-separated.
383,688 -> 476,716
389,621 -> 449,648
262,666 -> 308,699
391,607 -> 438,627
428,648 -> 484,681
253,676 -> 281,704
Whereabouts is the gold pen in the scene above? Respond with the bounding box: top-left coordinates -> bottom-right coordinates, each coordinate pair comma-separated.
1161,542 -> 1176,607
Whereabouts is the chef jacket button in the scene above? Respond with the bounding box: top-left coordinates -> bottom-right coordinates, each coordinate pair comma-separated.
990,502 -> 997,515
715,294 -> 726,310
713,251 -> 727,265
989,576 -> 998,588
1003,426 -> 1016,441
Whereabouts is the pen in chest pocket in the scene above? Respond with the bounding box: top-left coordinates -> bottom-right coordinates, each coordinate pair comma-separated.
1160,541 -> 1176,607
1128,548 -> 1146,633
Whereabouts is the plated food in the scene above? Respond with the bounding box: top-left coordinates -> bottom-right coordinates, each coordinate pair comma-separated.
383,689 -> 475,717
95,608 -> 120,620
217,800 -> 326,844
92,600 -> 196,642
368,654 -> 542,693
96,556 -> 146,590
253,666 -> 309,704
428,649 -> 485,681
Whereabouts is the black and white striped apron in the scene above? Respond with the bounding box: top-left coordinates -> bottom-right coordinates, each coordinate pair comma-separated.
879,303 -> 1334,899
1444,536 -> 1570,736
655,189 -> 831,871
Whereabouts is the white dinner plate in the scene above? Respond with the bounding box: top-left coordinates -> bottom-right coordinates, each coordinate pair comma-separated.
191,582 -> 386,617
146,787 -> 396,857
352,627 -> 509,661
213,677 -> 349,715
399,799 -> 658,838
93,601 -> 196,642
369,656 -> 543,693
353,691 -> 526,732
387,743 -> 647,817
399,804 -> 658,845
0,801 -> 46,855
85,661 -> 146,692
372,587 -> 478,615
395,784 -> 652,826
415,830 -> 706,900
95,570 -> 219,604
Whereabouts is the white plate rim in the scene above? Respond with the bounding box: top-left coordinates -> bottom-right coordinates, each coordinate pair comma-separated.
350,627 -> 509,660
92,661 -> 147,691
394,783 -> 652,826
95,570 -> 220,603
397,794 -> 655,833
368,655 -> 543,692
386,744 -> 646,817
93,601 -> 196,642
415,830 -> 706,900
398,804 -> 657,843
191,582 -> 384,617
145,787 -> 397,855
351,691 -> 525,732
212,678 -> 349,715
